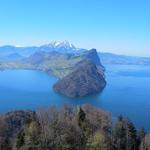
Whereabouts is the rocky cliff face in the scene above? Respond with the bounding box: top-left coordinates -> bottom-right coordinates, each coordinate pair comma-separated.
53,49 -> 106,97
81,48 -> 105,76
83,49 -> 103,66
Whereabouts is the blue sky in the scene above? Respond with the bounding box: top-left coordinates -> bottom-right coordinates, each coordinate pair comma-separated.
0,0 -> 150,56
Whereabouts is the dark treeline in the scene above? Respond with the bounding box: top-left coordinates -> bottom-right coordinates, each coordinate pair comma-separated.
0,104 -> 149,150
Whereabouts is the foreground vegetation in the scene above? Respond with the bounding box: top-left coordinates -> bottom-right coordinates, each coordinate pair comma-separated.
0,104 -> 149,150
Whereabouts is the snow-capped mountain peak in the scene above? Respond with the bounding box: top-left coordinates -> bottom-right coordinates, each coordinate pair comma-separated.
45,40 -> 76,49
39,40 -> 86,53
59,40 -> 75,49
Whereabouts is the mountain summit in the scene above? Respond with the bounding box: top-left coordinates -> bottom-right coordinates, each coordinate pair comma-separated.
39,40 -> 77,53
53,49 -> 106,97
43,41 -> 75,49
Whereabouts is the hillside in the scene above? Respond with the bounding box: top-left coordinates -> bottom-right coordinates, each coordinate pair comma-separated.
0,49 -> 104,79
53,59 -> 106,97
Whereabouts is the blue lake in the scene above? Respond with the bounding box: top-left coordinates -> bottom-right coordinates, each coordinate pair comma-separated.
0,65 -> 150,131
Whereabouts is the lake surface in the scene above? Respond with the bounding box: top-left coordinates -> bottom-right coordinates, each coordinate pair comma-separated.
0,65 -> 150,131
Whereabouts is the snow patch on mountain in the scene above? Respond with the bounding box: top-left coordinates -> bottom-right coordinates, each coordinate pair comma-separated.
42,40 -> 76,49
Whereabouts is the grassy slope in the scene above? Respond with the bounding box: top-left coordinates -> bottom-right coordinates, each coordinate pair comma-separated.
0,52 -> 82,78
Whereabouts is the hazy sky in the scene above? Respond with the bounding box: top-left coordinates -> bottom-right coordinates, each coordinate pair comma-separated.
0,0 -> 150,56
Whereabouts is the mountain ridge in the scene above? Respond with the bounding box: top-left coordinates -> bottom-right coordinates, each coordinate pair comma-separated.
53,49 -> 106,97
1,41 -> 150,65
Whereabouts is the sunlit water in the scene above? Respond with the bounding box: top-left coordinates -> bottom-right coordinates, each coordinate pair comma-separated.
0,65 -> 150,131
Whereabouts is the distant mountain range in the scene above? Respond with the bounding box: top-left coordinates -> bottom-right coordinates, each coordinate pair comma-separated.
0,40 -> 150,65
99,52 -> 150,65
0,48 -> 104,77
0,41 -> 85,58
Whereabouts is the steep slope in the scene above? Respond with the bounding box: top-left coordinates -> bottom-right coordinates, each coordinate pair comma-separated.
53,49 -> 106,97
82,49 -> 105,75
53,59 -> 106,97
0,47 -> 106,97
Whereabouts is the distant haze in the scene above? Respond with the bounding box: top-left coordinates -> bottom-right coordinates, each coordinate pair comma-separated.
0,0 -> 150,57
